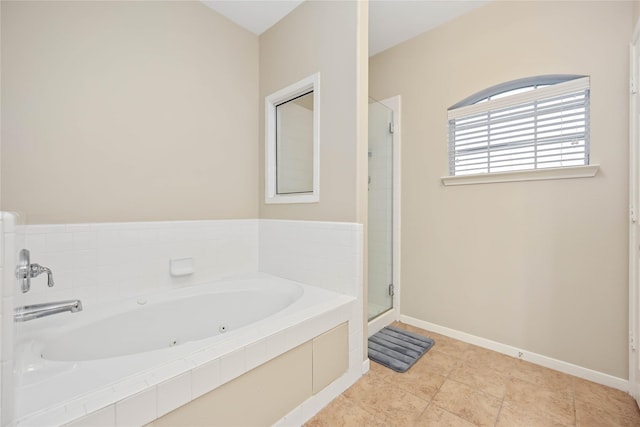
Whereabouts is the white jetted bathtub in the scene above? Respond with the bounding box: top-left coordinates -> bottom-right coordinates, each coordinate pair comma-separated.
14,273 -> 355,425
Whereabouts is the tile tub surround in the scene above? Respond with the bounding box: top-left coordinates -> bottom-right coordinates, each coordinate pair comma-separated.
16,220 -> 260,308
2,217 -> 364,426
14,219 -> 363,307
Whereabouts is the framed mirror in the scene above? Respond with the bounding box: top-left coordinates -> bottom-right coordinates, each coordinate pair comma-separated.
265,73 -> 320,204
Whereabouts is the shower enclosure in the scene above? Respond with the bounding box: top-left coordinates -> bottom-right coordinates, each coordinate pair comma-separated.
368,98 -> 394,320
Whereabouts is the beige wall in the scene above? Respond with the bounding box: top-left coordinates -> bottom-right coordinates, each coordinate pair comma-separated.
258,0 -> 368,359
370,1 -> 632,378
259,0 -> 366,222
1,1 -> 259,223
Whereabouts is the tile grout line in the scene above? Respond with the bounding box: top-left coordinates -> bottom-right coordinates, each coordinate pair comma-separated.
407,357 -> 450,424
493,396 -> 505,427
401,323 -> 474,425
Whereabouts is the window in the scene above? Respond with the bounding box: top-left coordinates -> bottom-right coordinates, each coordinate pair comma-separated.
447,76 -> 590,177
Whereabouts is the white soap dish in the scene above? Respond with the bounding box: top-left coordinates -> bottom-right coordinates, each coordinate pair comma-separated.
170,257 -> 194,277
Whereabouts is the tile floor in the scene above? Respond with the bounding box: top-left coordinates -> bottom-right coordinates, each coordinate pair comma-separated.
306,322 -> 640,427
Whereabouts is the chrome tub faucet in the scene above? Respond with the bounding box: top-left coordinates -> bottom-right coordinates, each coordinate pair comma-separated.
14,300 -> 83,322
13,248 -> 82,321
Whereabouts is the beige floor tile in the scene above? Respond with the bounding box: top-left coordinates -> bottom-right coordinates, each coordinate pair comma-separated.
369,359 -> 394,379
448,360 -> 508,399
431,379 -> 501,427
382,364 -> 447,402
496,400 -> 571,427
416,349 -> 461,377
430,336 -> 472,358
575,398 -> 640,427
461,345 -> 519,376
508,360 -> 574,395
574,378 -> 640,424
343,371 -> 428,426
504,377 -> 575,425
304,395 -> 387,427
414,404 -> 478,427
305,396 -> 388,427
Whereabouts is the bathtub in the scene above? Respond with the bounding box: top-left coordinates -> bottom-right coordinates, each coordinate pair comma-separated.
13,273 -> 356,426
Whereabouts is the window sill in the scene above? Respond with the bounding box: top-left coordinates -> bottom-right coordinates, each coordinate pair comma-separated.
441,165 -> 600,186
265,193 -> 319,204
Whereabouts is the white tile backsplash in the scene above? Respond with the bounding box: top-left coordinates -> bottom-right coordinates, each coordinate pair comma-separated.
1,213 -> 17,234
1,299 -> 14,362
0,217 -> 3,270
72,231 -> 98,251
2,234 -> 16,299
259,220 -> 362,296
1,213 -> 24,427
12,220 -> 259,306
46,232 -> 74,253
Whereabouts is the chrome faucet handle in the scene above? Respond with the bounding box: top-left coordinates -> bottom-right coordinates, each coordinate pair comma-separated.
31,264 -> 54,287
15,249 -> 55,292
15,249 -> 31,293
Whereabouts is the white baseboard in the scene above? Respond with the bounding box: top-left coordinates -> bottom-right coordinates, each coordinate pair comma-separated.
400,315 -> 629,393
362,358 -> 370,374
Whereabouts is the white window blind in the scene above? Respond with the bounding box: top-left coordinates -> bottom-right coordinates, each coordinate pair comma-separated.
448,77 -> 590,176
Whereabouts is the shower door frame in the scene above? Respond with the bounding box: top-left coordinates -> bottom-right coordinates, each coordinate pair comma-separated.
630,22 -> 640,406
368,95 -> 402,337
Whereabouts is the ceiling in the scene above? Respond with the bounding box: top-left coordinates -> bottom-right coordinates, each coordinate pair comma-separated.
202,0 -> 489,56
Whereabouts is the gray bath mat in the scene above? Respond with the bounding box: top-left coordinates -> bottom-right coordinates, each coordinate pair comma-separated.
368,326 -> 434,373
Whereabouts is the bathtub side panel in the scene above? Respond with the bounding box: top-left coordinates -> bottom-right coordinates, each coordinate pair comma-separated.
312,322 -> 349,394
148,341 -> 313,427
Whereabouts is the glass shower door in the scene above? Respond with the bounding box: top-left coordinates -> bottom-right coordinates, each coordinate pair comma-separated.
368,98 -> 393,321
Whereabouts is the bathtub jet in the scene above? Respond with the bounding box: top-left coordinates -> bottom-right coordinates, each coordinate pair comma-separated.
14,300 -> 83,322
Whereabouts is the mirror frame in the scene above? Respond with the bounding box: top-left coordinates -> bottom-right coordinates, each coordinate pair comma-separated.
265,73 -> 320,204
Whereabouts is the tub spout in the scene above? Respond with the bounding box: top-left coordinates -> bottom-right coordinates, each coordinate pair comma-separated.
14,300 -> 83,322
